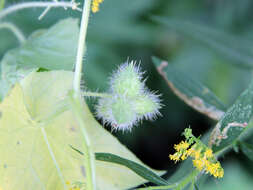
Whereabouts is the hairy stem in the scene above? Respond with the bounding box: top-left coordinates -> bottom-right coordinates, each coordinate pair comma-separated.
41,127 -> 67,190
0,22 -> 25,43
69,92 -> 96,190
0,1 -> 81,20
73,0 -> 91,97
82,91 -> 111,98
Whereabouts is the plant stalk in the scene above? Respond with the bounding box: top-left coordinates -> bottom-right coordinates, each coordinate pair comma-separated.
0,22 -> 25,43
0,1 -> 81,20
73,0 -> 91,97
69,93 -> 96,190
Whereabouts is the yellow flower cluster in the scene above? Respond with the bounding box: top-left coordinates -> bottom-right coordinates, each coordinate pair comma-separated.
169,129 -> 224,178
92,0 -> 104,13
169,141 -> 190,162
191,147 -> 224,178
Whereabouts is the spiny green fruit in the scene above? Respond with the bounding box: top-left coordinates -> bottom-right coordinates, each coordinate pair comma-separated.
96,60 -> 162,131
96,96 -> 137,131
110,61 -> 144,98
135,92 -> 161,120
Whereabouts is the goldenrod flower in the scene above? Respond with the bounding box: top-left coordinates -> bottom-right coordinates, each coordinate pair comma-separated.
186,148 -> 194,157
169,152 -> 181,162
92,0 -> 104,13
193,159 -> 205,170
193,149 -> 201,159
174,141 -> 189,151
206,162 -> 224,178
204,148 -> 213,158
169,128 -> 224,178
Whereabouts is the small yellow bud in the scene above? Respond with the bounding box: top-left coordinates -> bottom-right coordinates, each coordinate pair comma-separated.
92,0 -> 104,13
204,148 -> 213,158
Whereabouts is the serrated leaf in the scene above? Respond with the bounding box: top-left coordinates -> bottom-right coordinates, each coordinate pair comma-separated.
152,17 -> 253,69
152,56 -> 226,121
0,18 -> 79,101
209,80 -> 253,152
0,71 -> 164,190
70,147 -> 168,186
238,141 -> 253,161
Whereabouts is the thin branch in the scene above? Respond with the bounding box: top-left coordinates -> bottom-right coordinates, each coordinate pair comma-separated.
0,1 -> 82,20
0,22 -> 25,43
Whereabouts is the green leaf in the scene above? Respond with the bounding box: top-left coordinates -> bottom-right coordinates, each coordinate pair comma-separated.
0,71 -> 164,190
201,160 -> 253,190
194,184 -> 199,190
238,141 -> 253,161
0,18 -> 79,101
152,17 -> 253,69
70,146 -> 168,186
95,153 -> 168,186
152,56 -> 226,121
209,80 -> 253,153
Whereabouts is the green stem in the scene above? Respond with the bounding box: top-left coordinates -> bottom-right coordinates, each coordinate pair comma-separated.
0,22 -> 25,43
138,169 -> 199,190
0,1 -> 81,20
73,0 -> 91,97
137,184 -> 177,190
41,127 -> 67,190
69,92 -> 96,190
82,91 -> 111,98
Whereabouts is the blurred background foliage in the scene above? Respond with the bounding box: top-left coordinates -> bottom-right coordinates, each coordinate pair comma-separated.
1,0 -> 253,189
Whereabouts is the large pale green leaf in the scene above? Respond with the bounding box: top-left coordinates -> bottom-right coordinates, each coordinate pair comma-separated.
152,57 -> 226,121
209,80 -> 253,153
0,18 -> 79,101
0,71 -> 163,190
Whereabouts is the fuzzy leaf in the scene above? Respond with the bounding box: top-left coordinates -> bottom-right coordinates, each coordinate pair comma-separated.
209,80 -> 253,152
0,18 -> 79,101
152,57 -> 226,121
0,71 -> 164,190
